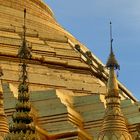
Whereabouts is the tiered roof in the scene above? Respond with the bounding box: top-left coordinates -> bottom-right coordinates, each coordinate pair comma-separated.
0,0 -> 140,139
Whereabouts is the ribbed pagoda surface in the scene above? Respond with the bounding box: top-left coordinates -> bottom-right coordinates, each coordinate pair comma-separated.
0,0 -> 140,139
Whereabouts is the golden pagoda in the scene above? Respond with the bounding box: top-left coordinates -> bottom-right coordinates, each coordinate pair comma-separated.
0,0 -> 140,139
98,23 -> 132,140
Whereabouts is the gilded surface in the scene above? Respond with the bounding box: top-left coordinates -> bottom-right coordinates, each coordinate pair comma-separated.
0,67 -> 9,139
0,0 -> 139,140
98,44 -> 132,139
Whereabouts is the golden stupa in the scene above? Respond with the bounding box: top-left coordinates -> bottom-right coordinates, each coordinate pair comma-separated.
98,23 -> 132,139
0,0 -> 140,139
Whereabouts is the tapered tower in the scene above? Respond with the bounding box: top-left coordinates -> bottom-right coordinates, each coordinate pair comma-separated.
98,23 -> 132,140
1,0 -> 140,139
5,9 -> 39,140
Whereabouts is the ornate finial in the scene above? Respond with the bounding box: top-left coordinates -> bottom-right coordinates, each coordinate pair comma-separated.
18,8 -> 31,60
23,8 -> 26,42
97,23 -> 132,140
110,22 -> 113,53
18,8 -> 30,84
5,9 -> 39,140
106,22 -> 120,70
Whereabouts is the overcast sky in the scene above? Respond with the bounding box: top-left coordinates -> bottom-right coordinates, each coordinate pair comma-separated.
45,0 -> 140,100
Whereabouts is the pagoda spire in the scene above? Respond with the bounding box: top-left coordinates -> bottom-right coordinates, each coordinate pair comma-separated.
106,22 -> 120,70
18,8 -> 31,60
5,9 -> 39,140
98,22 -> 132,140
